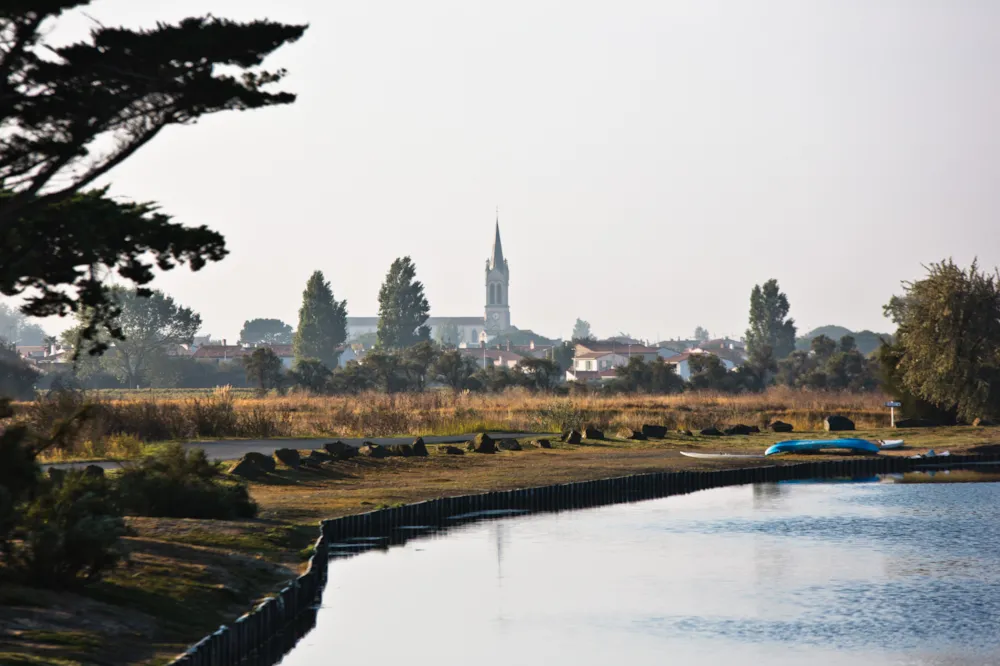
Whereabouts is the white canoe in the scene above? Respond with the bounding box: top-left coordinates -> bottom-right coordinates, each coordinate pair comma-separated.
680,451 -> 767,460
879,439 -> 905,449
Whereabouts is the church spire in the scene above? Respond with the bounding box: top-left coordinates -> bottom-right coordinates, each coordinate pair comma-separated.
490,210 -> 505,271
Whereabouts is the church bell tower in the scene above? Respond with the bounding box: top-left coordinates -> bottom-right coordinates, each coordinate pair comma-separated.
485,215 -> 510,334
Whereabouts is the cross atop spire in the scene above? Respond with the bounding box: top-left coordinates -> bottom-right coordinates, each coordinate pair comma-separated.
489,210 -> 505,271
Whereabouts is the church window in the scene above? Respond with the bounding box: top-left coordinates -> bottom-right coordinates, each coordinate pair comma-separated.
496,284 -> 502,304
489,284 -> 495,305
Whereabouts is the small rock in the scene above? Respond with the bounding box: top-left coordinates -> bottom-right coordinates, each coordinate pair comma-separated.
441,445 -> 465,455
388,444 -> 413,457
497,438 -> 522,451
324,441 -> 358,460
681,429 -> 693,436
229,457 -> 265,480
723,424 -> 754,436
274,448 -> 301,468
535,439 -> 552,449
307,450 -> 332,462
627,430 -> 647,440
641,424 -> 668,438
824,415 -> 855,432
466,433 -> 495,454
411,437 -> 429,456
562,430 -> 582,444
770,421 -> 794,433
48,468 -> 67,485
700,427 -> 723,436
243,451 -> 276,473
358,442 -> 389,458
583,426 -> 604,440
83,464 -> 105,478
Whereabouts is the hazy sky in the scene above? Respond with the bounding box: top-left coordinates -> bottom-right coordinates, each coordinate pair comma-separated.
34,0 -> 1000,342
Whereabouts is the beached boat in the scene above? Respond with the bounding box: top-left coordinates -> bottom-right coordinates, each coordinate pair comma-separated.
679,451 -> 767,460
764,438 -> 881,456
879,439 -> 905,450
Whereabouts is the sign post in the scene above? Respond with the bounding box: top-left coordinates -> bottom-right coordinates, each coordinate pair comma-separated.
885,401 -> 902,428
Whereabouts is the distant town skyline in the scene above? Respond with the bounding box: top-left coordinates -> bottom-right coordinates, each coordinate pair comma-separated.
17,0 -> 1000,343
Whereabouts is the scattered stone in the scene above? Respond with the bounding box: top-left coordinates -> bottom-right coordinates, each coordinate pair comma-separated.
894,418 -> 938,429
700,427 -> 723,436
680,429 -> 693,436
583,426 -> 604,440
627,430 -> 647,440
824,415 -> 855,432
641,424 -> 668,439
83,464 -> 105,478
562,430 -> 582,445
274,448 -> 301,468
229,457 -> 265,480
466,433 -> 496,454
441,445 -> 465,455
411,437 -> 429,456
770,421 -> 794,433
388,444 -> 413,457
497,438 -> 522,451
306,450 -> 332,463
535,439 -> 552,449
358,442 -> 389,458
243,451 -> 276,473
48,467 -> 66,485
324,441 -> 358,460
973,417 -> 998,427
723,424 -> 754,436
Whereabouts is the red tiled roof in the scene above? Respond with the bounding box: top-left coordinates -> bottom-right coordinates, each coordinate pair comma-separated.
192,346 -> 249,359
574,348 -> 659,360
576,342 -> 659,355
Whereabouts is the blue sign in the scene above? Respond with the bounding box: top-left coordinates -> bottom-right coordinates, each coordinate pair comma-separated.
885,401 -> 902,408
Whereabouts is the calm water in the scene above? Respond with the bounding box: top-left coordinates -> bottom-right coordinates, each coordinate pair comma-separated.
281,479 -> 1000,666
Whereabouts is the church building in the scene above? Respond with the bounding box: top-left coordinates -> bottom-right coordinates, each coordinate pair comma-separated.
346,218 -> 512,345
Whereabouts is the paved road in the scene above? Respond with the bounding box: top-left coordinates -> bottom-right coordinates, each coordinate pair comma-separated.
46,433 -> 554,471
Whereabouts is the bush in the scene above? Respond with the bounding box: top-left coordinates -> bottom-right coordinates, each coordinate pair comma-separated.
8,471 -> 127,588
117,443 -> 258,519
0,342 -> 39,400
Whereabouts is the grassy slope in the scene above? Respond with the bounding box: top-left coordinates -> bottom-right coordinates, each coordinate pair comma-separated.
2,426 -> 998,664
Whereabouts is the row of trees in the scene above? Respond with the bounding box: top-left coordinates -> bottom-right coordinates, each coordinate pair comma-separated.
244,341 -> 563,394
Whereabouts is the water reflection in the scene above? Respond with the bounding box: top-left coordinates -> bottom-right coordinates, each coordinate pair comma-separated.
280,479 -> 1000,666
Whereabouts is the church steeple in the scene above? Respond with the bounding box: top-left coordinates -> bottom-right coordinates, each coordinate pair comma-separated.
489,213 -> 505,271
485,209 -> 511,333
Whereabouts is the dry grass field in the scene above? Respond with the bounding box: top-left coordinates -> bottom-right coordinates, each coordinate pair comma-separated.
5,385 -> 999,665
9,386 -> 898,461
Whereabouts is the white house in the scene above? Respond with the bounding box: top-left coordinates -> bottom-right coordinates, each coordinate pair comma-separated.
458,347 -> 524,369
567,341 -> 660,382
662,350 -> 737,381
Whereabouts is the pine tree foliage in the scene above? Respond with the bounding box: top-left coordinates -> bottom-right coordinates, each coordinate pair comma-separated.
0,3 -> 307,348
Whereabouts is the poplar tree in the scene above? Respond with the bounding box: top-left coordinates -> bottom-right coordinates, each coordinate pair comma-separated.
376,257 -> 430,349
293,272 -> 347,369
745,279 -> 797,361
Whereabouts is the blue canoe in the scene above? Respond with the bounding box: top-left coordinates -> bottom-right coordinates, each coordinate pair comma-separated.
764,438 -> 880,456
